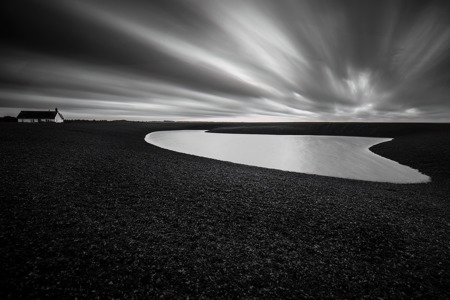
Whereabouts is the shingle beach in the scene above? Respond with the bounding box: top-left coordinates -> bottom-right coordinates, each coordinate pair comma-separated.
1,122 -> 449,299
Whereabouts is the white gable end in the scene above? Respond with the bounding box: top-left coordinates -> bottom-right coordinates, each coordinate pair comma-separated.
55,113 -> 64,123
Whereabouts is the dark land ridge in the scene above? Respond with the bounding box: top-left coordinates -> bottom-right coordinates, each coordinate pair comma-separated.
1,121 -> 449,299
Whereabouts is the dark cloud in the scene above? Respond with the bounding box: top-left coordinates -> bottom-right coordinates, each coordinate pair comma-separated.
1,0 -> 449,121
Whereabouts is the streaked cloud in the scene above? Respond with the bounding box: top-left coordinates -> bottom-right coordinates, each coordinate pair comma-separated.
1,0 -> 449,121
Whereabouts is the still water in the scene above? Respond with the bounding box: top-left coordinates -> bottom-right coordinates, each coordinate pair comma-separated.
145,130 -> 430,183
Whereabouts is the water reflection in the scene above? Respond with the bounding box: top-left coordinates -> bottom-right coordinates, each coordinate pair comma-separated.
145,130 -> 430,183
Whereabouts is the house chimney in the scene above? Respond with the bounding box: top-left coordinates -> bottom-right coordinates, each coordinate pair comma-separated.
55,107 -> 58,112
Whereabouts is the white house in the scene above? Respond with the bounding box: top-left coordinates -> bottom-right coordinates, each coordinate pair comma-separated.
17,108 -> 64,123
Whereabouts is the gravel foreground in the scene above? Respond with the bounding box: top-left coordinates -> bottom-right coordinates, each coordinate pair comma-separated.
0,121 -> 449,299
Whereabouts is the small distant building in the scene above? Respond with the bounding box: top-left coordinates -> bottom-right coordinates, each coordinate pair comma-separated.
17,108 -> 64,123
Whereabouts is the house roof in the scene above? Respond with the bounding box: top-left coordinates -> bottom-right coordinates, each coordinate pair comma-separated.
17,111 -> 62,119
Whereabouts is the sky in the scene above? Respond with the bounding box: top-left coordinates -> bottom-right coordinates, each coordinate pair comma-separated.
1,0 -> 450,122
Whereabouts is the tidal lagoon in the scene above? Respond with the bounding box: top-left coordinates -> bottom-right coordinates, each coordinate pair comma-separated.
146,130 -> 430,183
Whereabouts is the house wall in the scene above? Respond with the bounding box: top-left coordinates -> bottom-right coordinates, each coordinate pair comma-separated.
19,119 -> 36,123
19,118 -> 55,123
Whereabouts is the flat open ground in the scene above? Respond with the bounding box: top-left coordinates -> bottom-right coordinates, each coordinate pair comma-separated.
1,122 -> 449,298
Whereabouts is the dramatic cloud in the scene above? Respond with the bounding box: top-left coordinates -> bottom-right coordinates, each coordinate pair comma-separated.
1,0 -> 449,121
